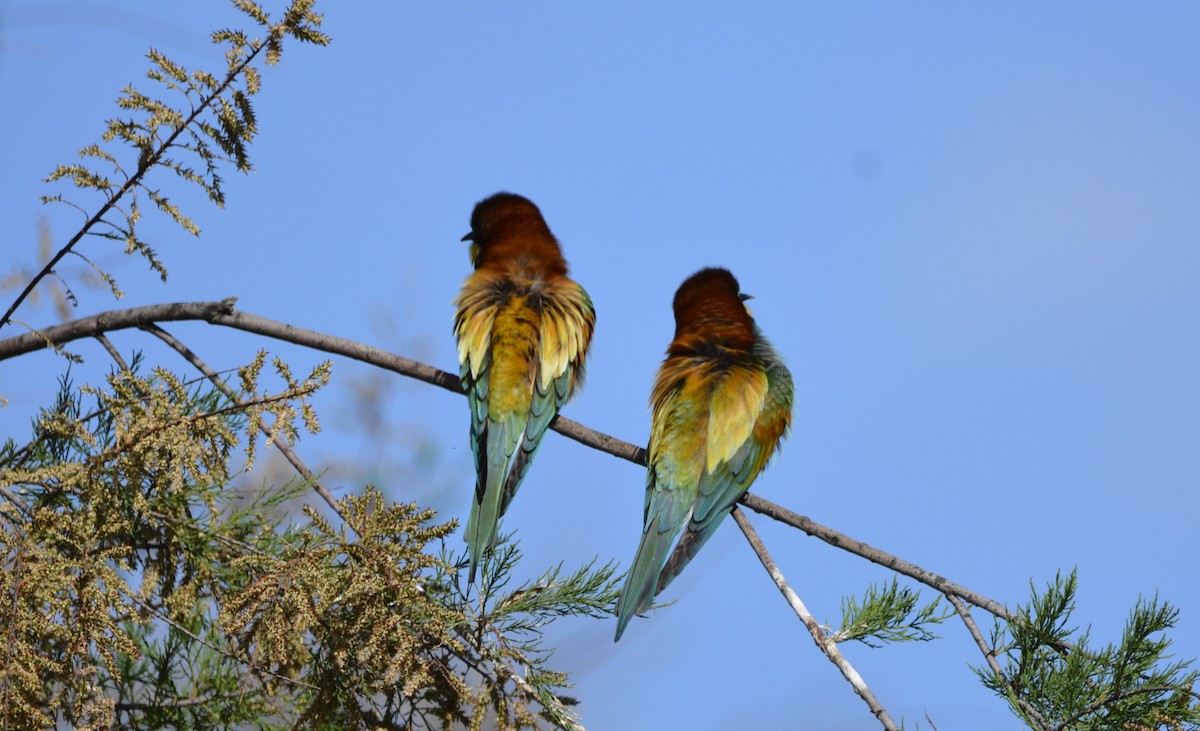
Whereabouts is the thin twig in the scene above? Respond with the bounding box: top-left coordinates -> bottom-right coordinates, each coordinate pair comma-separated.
0,485 -> 33,519
947,594 -> 1052,731
93,333 -> 129,371
0,21 -> 279,332
1066,685 -> 1193,728
145,510 -> 273,559
486,625 -> 585,731
112,385 -> 318,451
116,689 -> 251,711
731,506 -> 899,731
132,597 -> 317,691
140,323 -> 353,531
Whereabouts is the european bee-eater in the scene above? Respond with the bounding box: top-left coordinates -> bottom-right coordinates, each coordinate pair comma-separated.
453,192 -> 595,583
615,267 -> 792,640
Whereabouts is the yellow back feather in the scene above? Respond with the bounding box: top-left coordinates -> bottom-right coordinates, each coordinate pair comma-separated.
705,366 -> 768,473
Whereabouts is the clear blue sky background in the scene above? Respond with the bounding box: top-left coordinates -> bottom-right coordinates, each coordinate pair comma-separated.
2,2 -> 1198,728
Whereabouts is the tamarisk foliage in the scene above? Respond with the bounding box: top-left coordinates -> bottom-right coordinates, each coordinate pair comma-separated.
0,360 -> 617,730
1,0 -> 329,332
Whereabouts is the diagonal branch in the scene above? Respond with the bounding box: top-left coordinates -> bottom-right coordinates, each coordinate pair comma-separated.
948,594 -> 1052,731
732,507 -> 899,731
0,299 -> 240,358
0,299 -> 643,466
128,596 -> 318,692
116,689 -> 254,712
93,333 -> 129,371
740,494 -> 1017,623
0,299 -> 1008,621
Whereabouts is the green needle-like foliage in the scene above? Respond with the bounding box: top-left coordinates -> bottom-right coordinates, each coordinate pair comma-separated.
833,579 -> 952,647
432,537 -> 622,731
976,570 -> 1200,730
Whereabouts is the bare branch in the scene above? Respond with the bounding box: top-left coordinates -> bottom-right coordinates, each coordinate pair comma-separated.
739,493 -> 1018,622
731,507 -> 899,731
93,333 -> 129,371
0,299 -> 239,360
0,300 -> 644,465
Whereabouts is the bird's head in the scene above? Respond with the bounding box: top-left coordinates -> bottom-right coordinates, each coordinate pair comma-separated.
670,267 -> 757,351
461,192 -> 566,276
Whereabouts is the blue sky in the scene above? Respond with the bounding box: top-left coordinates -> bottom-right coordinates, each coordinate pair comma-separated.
2,2 -> 1198,728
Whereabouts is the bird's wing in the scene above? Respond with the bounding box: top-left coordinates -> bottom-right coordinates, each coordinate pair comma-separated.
656,354 -> 792,594
537,280 -> 594,392
647,364 -> 767,593
615,366 -> 706,639
453,273 -> 504,503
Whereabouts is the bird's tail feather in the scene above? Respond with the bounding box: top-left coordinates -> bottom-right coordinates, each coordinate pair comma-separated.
466,422 -> 516,583
614,515 -> 680,641
655,516 -> 725,596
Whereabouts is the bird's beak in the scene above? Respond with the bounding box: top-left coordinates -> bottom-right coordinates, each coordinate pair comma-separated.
461,231 -> 475,242
739,293 -> 755,302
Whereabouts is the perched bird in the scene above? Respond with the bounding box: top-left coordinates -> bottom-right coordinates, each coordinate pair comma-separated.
453,192 -> 595,583
615,267 -> 792,640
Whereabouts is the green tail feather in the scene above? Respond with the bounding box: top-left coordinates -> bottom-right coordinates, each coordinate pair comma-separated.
614,513 -> 681,641
465,478 -> 505,584
466,420 -> 518,583
655,511 -> 729,596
